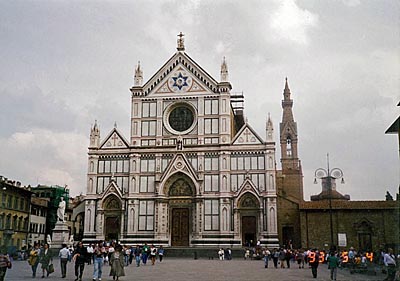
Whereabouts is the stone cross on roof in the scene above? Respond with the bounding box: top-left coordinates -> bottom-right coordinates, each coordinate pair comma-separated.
177,32 -> 185,51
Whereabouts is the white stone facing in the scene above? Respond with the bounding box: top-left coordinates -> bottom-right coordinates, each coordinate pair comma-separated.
83,40 -> 279,248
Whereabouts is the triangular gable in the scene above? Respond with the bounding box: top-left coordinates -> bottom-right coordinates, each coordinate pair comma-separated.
154,66 -> 208,94
159,153 -> 199,183
100,128 -> 130,149
142,52 -> 219,96
100,180 -> 123,199
236,177 -> 260,198
232,123 -> 264,145
280,122 -> 298,138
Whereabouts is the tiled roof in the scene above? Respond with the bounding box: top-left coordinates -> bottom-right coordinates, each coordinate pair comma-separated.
300,200 -> 400,210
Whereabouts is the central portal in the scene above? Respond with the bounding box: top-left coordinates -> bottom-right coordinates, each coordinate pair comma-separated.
242,216 -> 256,247
171,208 -> 189,246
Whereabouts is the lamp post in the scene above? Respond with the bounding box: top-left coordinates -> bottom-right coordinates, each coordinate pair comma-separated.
314,153 -> 344,250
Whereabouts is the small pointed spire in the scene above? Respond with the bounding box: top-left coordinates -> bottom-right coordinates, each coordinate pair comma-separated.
285,77 -> 289,91
134,61 -> 143,86
177,32 -> 185,51
90,120 -> 100,147
114,121 -> 117,128
220,56 -> 229,82
93,119 -> 98,130
283,77 -> 292,101
266,113 -> 274,141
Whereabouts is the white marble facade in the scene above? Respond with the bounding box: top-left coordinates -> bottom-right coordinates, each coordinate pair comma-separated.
83,36 -> 279,248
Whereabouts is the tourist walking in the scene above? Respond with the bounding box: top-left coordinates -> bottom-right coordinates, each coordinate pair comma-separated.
272,249 -> 279,268
279,249 -> 286,268
218,248 -> 225,260
134,245 -> 141,267
110,245 -> 125,280
383,248 -> 397,281
150,245 -> 157,265
295,249 -> 305,268
93,242 -> 105,281
39,243 -> 52,278
86,244 -> 94,265
327,251 -> 340,281
0,246 -> 11,281
123,246 -> 130,266
263,248 -> 271,268
28,242 -> 41,278
309,249 -> 320,278
141,243 -> 149,265
59,243 -> 70,278
158,246 -> 164,262
73,241 -> 87,281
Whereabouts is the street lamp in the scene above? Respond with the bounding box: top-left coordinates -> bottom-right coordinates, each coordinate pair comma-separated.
314,153 -> 345,250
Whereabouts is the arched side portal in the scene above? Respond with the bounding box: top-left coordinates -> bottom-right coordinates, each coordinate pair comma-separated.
238,193 -> 260,247
163,172 -> 196,246
103,195 -> 122,241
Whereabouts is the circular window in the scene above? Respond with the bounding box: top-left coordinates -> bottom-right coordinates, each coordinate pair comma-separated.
164,103 -> 196,135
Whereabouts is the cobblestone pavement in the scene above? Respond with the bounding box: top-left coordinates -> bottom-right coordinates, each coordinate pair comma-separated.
5,258 -> 387,281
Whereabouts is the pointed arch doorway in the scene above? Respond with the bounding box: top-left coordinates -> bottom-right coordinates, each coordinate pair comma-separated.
165,173 -> 195,247
239,193 -> 260,247
103,195 -> 122,241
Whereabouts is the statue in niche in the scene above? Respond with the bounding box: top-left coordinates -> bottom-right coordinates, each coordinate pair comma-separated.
176,136 -> 183,150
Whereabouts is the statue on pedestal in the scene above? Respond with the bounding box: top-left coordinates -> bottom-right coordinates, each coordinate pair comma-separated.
57,197 -> 66,222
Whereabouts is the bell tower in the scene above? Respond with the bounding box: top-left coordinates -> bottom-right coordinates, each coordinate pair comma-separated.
280,78 -> 300,170
277,78 -> 304,248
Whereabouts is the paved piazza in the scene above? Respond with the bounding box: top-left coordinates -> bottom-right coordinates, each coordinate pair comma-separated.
6,258 -> 386,281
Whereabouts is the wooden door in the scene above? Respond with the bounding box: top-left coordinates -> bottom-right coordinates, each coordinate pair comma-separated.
242,216 -> 256,246
105,216 -> 120,241
171,208 -> 189,246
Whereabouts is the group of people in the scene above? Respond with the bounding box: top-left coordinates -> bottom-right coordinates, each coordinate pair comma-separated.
248,246 -> 398,281
24,241 -> 166,281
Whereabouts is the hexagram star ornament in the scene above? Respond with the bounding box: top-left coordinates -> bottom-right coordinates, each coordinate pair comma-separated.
172,72 -> 189,90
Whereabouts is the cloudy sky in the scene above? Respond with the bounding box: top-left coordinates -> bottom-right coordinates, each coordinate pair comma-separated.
0,0 -> 398,200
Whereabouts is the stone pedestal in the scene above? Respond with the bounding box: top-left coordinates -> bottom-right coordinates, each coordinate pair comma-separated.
51,221 -> 69,249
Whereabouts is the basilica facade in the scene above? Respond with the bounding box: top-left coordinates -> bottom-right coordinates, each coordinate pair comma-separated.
82,36 -> 290,248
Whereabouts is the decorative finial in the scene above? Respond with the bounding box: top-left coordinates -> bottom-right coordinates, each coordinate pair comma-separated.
177,32 -> 185,51
114,122 -> 117,128
134,61 -> 143,86
220,56 -> 229,82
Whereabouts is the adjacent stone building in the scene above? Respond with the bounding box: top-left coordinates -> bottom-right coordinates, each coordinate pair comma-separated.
83,35 -> 280,248
28,196 -> 48,246
300,180 -> 400,252
0,176 -> 31,251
